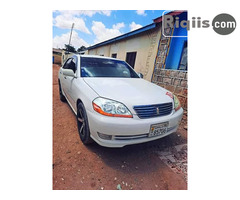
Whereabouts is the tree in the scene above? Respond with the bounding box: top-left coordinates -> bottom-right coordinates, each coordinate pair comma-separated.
77,45 -> 87,52
64,44 -> 76,53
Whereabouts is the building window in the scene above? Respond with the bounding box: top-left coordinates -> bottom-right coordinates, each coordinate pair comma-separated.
178,41 -> 187,71
126,52 -> 137,68
112,53 -> 117,58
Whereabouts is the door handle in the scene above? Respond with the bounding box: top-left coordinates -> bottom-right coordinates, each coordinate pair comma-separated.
64,76 -> 67,79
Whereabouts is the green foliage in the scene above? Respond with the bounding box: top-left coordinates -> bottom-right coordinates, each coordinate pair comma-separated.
77,46 -> 87,52
64,44 -> 76,53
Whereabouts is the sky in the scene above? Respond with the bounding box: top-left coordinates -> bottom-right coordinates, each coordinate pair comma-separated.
52,10 -> 167,49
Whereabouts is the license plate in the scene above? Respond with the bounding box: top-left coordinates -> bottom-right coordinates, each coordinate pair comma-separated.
149,122 -> 169,137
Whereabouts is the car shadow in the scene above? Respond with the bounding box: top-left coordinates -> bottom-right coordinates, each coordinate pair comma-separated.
85,132 -> 186,175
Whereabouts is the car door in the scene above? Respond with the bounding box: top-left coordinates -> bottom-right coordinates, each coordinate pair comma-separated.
66,57 -> 78,107
59,58 -> 72,101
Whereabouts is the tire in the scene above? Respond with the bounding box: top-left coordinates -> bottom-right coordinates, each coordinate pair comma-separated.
58,80 -> 66,102
77,102 -> 93,145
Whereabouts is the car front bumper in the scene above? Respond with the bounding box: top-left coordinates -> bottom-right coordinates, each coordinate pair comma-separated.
87,108 -> 184,148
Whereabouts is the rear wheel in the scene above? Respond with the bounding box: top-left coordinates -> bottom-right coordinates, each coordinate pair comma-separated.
77,102 -> 93,145
58,80 -> 66,102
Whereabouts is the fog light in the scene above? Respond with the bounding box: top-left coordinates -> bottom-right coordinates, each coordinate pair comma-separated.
97,132 -> 112,140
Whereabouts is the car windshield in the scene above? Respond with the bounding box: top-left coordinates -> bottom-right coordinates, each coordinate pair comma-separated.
80,57 -> 140,78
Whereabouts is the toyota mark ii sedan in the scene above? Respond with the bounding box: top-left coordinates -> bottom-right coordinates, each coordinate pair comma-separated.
58,55 -> 183,147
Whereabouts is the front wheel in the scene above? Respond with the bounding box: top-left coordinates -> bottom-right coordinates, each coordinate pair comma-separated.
77,102 -> 93,145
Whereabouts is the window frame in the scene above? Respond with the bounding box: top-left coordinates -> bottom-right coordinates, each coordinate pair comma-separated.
178,41 -> 188,71
111,53 -> 117,58
125,52 -> 137,69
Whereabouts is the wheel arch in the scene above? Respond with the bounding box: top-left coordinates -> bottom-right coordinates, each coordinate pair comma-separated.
76,99 -> 83,109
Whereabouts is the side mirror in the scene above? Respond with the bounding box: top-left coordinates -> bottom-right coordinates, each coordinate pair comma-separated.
62,69 -> 76,78
137,72 -> 143,78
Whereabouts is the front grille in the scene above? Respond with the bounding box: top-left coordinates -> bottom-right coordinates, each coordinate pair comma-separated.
133,102 -> 173,119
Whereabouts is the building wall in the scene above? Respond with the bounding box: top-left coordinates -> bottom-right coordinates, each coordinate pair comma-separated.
53,53 -> 62,64
88,26 -> 162,81
152,68 -> 188,113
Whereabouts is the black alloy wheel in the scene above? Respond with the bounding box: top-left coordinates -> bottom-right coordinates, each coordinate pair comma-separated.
77,102 -> 93,144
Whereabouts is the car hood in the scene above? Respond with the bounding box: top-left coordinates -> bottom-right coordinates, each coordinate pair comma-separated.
83,78 -> 173,113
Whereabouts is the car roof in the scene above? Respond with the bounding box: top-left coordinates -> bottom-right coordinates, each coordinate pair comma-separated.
76,54 -> 122,61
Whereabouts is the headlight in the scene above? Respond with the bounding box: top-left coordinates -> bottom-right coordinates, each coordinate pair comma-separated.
173,94 -> 181,111
92,97 -> 133,118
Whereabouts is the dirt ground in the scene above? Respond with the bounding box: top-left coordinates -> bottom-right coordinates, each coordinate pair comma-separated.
52,64 -> 188,190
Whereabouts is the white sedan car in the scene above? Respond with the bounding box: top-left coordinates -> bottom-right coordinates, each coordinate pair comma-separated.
58,55 -> 183,147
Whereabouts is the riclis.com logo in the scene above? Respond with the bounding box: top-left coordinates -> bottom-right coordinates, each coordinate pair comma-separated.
163,11 -> 237,36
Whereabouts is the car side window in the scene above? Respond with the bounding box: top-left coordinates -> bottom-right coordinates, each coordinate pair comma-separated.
69,58 -> 77,73
62,58 -> 72,69
63,58 -> 76,73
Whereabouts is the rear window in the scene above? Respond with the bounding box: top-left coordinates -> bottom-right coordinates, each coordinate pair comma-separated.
80,57 -> 139,78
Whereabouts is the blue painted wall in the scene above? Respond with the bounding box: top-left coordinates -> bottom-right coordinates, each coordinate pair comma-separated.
165,12 -> 188,70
